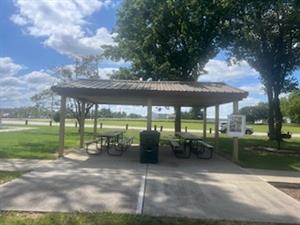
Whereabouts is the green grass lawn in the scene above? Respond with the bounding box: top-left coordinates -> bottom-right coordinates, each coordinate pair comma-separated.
0,212 -> 280,225
25,118 -> 300,133
0,171 -> 23,185
0,126 -> 299,171
206,135 -> 300,171
0,126 -> 93,159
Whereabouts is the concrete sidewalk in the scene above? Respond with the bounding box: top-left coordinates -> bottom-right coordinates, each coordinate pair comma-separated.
245,168 -> 300,184
0,149 -> 300,224
0,158 -> 54,171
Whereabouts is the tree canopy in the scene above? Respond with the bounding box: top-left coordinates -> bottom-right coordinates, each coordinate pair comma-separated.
108,0 -> 235,81
239,102 -> 269,123
226,0 -> 300,140
281,91 -> 300,123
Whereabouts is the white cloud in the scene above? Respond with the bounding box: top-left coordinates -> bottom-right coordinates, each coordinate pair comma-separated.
0,57 -> 23,78
199,59 -> 259,82
0,77 -> 25,87
98,67 -> 118,79
0,57 -> 57,108
23,71 -> 57,85
11,0 -> 115,57
239,83 -> 265,95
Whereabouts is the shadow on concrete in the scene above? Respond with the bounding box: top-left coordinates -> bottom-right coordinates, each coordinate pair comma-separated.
0,146 -> 299,224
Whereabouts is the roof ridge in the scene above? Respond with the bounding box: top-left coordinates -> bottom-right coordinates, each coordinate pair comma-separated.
76,79 -> 225,85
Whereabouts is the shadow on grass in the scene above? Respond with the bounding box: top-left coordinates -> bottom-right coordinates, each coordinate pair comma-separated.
206,136 -> 300,171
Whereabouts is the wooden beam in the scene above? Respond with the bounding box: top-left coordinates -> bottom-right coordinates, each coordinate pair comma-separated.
58,96 -> 66,157
80,101 -> 86,148
147,98 -> 152,131
233,101 -> 239,162
214,105 -> 219,151
93,104 -> 98,138
203,107 -> 207,140
174,106 -> 181,133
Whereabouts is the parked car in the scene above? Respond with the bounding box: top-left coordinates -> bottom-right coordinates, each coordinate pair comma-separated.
219,122 -> 253,135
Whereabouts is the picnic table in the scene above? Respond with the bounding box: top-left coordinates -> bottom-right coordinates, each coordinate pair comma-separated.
175,132 -> 202,158
97,130 -> 125,150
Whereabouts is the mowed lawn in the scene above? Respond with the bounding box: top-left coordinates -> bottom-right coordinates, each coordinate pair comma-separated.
0,126 -> 93,159
0,126 -> 300,171
22,118 -> 300,133
0,212 -> 284,225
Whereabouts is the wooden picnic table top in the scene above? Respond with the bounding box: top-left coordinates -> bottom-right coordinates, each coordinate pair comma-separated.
175,132 -> 202,141
97,130 -> 125,138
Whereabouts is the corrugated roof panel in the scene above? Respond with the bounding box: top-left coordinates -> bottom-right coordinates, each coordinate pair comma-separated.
53,79 -> 247,94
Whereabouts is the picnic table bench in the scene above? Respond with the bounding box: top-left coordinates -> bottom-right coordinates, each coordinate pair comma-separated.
85,130 -> 133,156
170,132 -> 214,159
195,140 -> 214,159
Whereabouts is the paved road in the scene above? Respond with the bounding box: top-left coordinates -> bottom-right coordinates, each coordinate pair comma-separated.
0,127 -> 35,133
0,148 -> 300,223
3,119 -> 300,137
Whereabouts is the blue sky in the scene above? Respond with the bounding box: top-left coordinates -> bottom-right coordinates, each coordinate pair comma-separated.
0,0 -> 299,118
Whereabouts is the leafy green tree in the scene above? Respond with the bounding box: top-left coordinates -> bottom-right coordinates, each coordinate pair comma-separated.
108,0 -> 234,80
107,0 -> 234,131
239,102 -> 269,123
281,91 -> 300,122
227,0 -> 300,140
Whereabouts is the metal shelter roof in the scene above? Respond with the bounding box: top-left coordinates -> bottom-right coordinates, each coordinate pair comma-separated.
51,79 -> 248,107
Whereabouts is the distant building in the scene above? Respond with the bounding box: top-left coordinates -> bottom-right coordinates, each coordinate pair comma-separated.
152,112 -> 175,119
254,119 -> 268,124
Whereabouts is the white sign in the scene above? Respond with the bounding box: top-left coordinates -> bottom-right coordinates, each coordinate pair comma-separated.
227,114 -> 246,137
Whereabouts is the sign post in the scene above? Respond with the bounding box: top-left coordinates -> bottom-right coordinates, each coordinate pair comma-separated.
227,113 -> 245,162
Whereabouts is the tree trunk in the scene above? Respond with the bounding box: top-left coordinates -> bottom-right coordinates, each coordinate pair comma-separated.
266,86 -> 276,140
273,89 -> 283,148
174,106 -> 181,133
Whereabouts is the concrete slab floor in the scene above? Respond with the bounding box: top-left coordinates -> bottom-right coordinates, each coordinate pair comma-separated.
0,147 -> 300,224
144,150 -> 300,224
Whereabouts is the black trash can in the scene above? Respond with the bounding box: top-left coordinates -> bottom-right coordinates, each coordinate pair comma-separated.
140,130 -> 160,163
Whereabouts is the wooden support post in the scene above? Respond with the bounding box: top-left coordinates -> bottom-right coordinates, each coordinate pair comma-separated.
80,101 -> 86,149
93,104 -> 98,138
233,101 -> 239,162
174,106 -> 181,133
214,105 -> 219,151
147,99 -> 152,131
58,96 -> 66,157
160,125 -> 163,132
203,107 -> 207,140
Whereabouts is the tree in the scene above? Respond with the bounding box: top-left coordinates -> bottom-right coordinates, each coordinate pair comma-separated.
108,0 -> 235,80
227,0 -> 300,140
106,0 -> 234,131
31,89 -> 58,119
32,55 -> 102,132
239,102 -> 269,123
281,91 -> 300,123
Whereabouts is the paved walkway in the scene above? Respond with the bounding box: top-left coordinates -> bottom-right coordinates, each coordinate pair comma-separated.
245,168 -> 300,184
0,127 -> 35,133
0,159 -> 54,171
0,149 -> 300,224
3,119 -> 300,137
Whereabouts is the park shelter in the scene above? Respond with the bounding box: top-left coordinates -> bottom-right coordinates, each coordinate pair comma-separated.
51,79 -> 248,161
